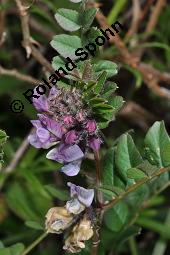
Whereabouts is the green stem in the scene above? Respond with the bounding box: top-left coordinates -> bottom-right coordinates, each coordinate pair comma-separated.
129,237 -> 138,255
21,232 -> 48,255
103,166 -> 170,210
107,0 -> 127,24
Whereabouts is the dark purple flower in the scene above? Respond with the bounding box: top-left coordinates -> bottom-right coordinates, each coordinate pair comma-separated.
67,182 -> 94,207
64,130 -> 78,145
86,120 -> 97,133
38,114 -> 63,139
89,137 -> 101,151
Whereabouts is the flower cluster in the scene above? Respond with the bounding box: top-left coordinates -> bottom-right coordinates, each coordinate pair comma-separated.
45,183 -> 94,252
28,86 -> 101,176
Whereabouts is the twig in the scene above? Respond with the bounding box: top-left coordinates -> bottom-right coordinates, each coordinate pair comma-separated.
4,129 -> 32,173
95,9 -> 170,99
119,101 -> 157,131
145,0 -> 166,36
21,232 -> 48,255
15,0 -> 53,73
103,166 -> 170,210
0,65 -> 40,85
125,0 -> 141,39
0,0 -> 6,47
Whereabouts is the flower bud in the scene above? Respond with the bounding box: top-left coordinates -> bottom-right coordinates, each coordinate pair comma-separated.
63,216 -> 93,253
64,130 -> 78,145
45,207 -> 73,234
86,120 -> 96,133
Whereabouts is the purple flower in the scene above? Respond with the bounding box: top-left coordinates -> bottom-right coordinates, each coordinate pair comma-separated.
38,114 -> 63,139
86,120 -> 96,133
64,130 -> 78,145
28,115 -> 63,149
67,182 -> 94,207
32,87 -> 49,113
89,137 -> 101,151
28,120 -> 57,149
46,143 -> 84,176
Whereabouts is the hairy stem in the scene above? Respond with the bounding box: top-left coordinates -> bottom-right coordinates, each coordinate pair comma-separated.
91,150 -> 103,255
21,232 -> 48,255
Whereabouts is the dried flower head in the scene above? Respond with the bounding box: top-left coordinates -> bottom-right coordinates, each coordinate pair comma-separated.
45,207 -> 73,234
63,216 -> 94,253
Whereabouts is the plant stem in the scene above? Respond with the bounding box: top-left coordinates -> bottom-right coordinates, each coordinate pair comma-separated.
129,237 -> 138,255
107,0 -> 127,24
91,150 -> 103,255
21,232 -> 48,255
94,150 -> 103,206
103,166 -> 170,210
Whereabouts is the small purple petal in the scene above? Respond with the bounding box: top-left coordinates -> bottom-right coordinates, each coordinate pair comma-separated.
46,147 -> 64,163
28,133 -> 42,149
38,114 -> 63,138
63,116 -> 74,125
48,86 -> 58,98
47,143 -> 84,163
61,160 -> 81,176
89,137 -> 101,151
64,130 -> 77,145
67,183 -> 94,207
33,87 -> 49,112
36,128 -> 50,143
86,120 -> 96,133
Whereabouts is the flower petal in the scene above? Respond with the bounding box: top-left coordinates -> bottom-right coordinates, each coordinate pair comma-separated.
67,183 -> 94,207
28,133 -> 42,148
61,160 -> 81,176
89,137 -> 101,151
38,114 -> 63,138
33,91 -> 49,112
66,198 -> 85,214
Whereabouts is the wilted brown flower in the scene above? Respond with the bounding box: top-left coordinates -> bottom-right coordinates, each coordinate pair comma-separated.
63,216 -> 94,253
45,207 -> 73,234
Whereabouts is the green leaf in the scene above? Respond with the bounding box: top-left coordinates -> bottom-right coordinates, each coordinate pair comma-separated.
5,182 -> 39,221
102,82 -> 118,99
81,8 -> 98,32
0,243 -> 25,255
115,134 -> 143,181
55,8 -> 81,31
0,130 -> 7,144
102,148 -> 114,187
109,96 -> 124,113
144,121 -> 170,167
52,56 -> 66,70
127,168 -> 147,180
50,34 -> 82,59
104,201 -> 129,232
45,185 -> 69,201
95,71 -> 107,94
25,221 -> 44,231
137,217 -> 170,239
94,61 -> 118,78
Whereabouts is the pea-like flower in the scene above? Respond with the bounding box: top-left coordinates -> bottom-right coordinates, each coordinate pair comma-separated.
63,216 -> 94,253
45,207 -> 73,234
28,86 -> 102,176
66,182 -> 94,214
